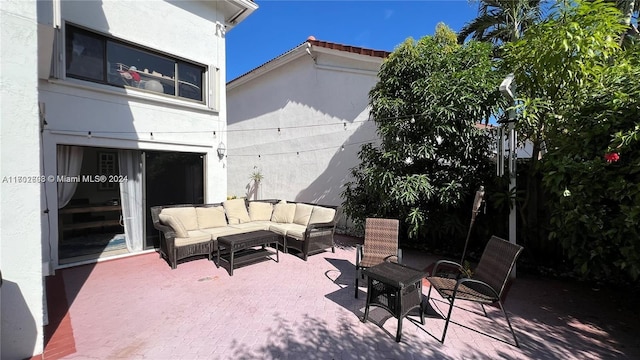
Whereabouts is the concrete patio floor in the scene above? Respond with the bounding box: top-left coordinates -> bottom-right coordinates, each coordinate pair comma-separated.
43,235 -> 640,359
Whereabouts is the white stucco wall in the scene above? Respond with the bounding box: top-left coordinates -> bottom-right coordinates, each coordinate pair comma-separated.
227,48 -> 382,214
1,0 -> 254,357
37,0 -> 231,270
1,1 -> 45,358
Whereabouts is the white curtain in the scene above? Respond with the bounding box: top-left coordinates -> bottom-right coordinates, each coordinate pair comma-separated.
118,150 -> 144,252
57,145 -> 84,208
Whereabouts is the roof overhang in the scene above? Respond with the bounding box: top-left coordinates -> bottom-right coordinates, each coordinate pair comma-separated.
212,0 -> 258,31
228,39 -> 388,89
227,43 -> 308,90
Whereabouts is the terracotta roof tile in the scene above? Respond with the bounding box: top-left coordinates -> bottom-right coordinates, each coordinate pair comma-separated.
228,38 -> 390,84
307,39 -> 390,58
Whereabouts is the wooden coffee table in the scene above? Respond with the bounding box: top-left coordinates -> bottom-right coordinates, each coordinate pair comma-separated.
216,230 -> 280,276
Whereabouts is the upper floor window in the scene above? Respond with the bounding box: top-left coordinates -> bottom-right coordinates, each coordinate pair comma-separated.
65,24 -> 205,102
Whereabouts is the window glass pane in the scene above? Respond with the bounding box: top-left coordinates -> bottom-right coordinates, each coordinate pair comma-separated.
177,62 -> 204,101
107,41 -> 175,96
66,26 -> 105,81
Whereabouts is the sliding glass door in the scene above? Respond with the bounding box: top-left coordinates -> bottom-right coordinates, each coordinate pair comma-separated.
144,151 -> 204,249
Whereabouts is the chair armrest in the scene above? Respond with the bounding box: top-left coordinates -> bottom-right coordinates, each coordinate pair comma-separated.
455,278 -> 500,300
383,248 -> 403,264
305,221 -> 336,239
356,244 -> 363,266
153,222 -> 176,241
431,260 -> 465,277
307,221 -> 336,230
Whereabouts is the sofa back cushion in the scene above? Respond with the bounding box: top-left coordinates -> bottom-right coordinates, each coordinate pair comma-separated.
293,203 -> 314,226
160,207 -> 198,231
196,206 -> 227,229
158,214 -> 189,238
248,202 -> 274,221
223,198 -> 251,224
271,201 -> 296,223
309,206 -> 336,225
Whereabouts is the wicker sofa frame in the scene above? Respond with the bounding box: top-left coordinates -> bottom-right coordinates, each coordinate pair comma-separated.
150,203 -> 220,269
150,200 -> 339,269
278,201 -> 338,260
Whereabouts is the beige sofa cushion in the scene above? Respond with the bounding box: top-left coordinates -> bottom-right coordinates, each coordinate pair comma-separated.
223,198 -> 251,224
270,223 -> 307,240
230,222 -> 271,232
160,207 -> 198,231
158,214 -> 189,238
271,201 -> 296,223
196,206 -> 227,229
248,202 -> 274,221
309,206 -> 336,225
293,203 -> 314,226
175,230 -> 212,246
200,227 -> 249,240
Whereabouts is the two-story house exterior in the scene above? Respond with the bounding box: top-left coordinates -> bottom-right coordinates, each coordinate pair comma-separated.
1,1 -> 256,358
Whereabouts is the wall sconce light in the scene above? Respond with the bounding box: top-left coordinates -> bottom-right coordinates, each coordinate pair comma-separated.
217,142 -> 226,159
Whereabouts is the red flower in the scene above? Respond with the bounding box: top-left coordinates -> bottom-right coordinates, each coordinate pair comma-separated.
604,152 -> 620,163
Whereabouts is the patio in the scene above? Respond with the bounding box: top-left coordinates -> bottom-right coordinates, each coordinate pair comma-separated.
43,234 -> 639,359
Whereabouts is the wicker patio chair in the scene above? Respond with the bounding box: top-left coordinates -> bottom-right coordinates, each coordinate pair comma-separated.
425,235 -> 524,346
355,218 -> 402,298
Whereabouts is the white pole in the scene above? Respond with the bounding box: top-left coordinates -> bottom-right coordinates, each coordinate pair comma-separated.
508,118 -> 517,277
500,74 -> 518,277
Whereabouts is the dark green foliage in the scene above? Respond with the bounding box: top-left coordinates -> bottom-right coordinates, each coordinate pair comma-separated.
342,24 -> 504,246
541,48 -> 640,281
503,0 -> 640,281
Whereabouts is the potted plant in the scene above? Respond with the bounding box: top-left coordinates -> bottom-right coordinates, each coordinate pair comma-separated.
249,170 -> 264,200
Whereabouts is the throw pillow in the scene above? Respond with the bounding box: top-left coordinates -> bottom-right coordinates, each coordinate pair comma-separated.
271,201 -> 296,223
308,206 -> 336,225
158,214 -> 189,238
248,202 -> 274,221
223,198 -> 251,224
293,203 -> 314,226
161,207 -> 198,231
196,206 -> 227,228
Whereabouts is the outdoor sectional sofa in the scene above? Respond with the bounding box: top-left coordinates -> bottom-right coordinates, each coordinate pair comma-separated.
150,198 -> 338,269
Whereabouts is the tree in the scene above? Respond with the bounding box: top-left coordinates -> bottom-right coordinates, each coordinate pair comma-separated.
503,0 -> 640,280
458,0 -> 544,44
342,24 -> 504,246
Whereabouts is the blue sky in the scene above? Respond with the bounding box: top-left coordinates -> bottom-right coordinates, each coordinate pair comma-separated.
226,1 -> 480,81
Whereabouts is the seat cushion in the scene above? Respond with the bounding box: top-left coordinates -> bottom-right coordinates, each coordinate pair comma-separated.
223,198 -> 251,224
160,207 -> 198,231
158,214 -> 189,238
196,206 -> 227,229
248,201 -> 274,221
187,229 -> 213,239
293,203 -> 314,226
309,206 -> 336,225
271,201 -> 296,223
200,226 -> 253,240
269,223 -> 307,240
230,222 -> 270,232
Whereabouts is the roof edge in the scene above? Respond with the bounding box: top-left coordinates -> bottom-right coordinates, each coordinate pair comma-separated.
227,38 -> 391,87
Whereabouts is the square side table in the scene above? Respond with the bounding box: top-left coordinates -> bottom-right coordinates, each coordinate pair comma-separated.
361,261 -> 426,342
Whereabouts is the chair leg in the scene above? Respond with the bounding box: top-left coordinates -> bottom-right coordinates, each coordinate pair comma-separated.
355,267 -> 360,298
396,315 -> 403,342
480,303 -> 488,317
497,300 -> 519,347
441,296 -> 456,344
